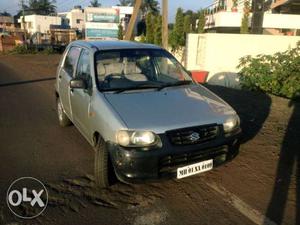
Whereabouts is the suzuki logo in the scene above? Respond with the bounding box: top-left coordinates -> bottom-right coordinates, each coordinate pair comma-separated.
189,132 -> 200,141
6,177 -> 48,219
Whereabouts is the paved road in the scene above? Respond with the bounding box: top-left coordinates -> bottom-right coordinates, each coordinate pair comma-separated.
0,55 -> 297,225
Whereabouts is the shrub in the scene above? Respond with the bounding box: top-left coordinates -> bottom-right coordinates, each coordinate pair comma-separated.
9,45 -> 59,55
154,15 -> 162,46
41,47 -> 56,55
146,13 -> 155,44
118,23 -> 124,40
197,10 -> 205,33
238,42 -> 300,99
9,45 -> 37,54
240,0 -> 250,34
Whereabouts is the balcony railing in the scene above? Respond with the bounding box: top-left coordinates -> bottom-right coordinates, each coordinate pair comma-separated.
203,0 -> 250,15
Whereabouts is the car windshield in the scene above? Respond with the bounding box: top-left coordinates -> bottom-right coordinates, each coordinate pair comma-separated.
95,49 -> 193,92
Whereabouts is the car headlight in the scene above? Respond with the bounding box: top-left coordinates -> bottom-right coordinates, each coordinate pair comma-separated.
223,115 -> 240,133
116,130 -> 161,148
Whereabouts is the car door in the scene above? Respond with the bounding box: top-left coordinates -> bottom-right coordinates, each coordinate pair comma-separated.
70,48 -> 92,139
58,46 -> 81,118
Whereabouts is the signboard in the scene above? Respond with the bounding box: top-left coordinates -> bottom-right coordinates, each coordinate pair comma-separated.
85,8 -> 120,23
86,29 -> 118,38
85,8 -> 120,39
85,22 -> 118,39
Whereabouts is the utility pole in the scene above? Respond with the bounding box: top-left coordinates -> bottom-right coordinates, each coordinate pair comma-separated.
20,0 -> 27,42
251,0 -> 265,34
124,0 -> 142,40
162,0 -> 168,49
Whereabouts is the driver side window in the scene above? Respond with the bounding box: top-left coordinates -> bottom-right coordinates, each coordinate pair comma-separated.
76,49 -> 92,88
64,47 -> 81,77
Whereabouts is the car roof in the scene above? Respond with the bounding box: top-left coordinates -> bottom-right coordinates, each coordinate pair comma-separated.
71,40 -> 163,51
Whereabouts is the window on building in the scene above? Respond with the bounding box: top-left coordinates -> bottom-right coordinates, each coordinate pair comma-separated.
76,19 -> 81,24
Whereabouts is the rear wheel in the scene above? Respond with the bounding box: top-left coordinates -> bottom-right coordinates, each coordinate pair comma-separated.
94,136 -> 113,188
56,97 -> 71,127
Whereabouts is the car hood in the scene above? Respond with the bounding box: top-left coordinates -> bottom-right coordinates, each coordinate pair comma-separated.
104,85 -> 236,134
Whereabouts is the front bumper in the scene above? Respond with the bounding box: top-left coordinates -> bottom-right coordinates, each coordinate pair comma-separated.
108,129 -> 241,183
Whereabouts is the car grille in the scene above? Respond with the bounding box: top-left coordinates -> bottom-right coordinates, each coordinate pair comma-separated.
159,146 -> 228,174
166,124 -> 219,146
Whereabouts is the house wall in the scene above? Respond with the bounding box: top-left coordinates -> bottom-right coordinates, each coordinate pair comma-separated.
205,12 -> 300,30
0,35 -> 18,52
18,15 -> 61,34
186,33 -> 300,87
67,9 -> 85,31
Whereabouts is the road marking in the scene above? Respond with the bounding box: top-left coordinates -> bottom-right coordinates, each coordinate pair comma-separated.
206,182 -> 277,225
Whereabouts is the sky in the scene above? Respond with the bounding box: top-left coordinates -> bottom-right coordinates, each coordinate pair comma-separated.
0,0 -> 213,22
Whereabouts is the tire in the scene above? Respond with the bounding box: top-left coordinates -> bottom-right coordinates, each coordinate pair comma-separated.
94,136 -> 111,188
56,97 -> 72,127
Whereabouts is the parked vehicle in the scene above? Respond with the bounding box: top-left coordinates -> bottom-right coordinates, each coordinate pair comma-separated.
55,40 -> 241,188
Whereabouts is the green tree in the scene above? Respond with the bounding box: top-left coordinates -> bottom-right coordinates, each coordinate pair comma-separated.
117,0 -> 132,6
240,0 -> 250,34
184,15 -> 191,35
118,23 -> 124,40
18,0 -> 56,15
90,0 -> 101,7
184,10 -> 199,32
146,13 -> 154,43
0,11 -> 11,16
141,0 -> 159,15
171,8 -> 185,48
154,15 -> 162,46
126,0 -> 160,15
197,10 -> 205,33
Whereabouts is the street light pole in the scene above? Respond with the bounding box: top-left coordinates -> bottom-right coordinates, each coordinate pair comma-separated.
162,0 -> 168,49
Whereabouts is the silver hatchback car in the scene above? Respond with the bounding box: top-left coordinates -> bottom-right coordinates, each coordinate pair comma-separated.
55,40 -> 241,188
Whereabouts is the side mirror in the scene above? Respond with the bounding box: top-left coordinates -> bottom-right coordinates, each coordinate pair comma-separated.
70,78 -> 86,89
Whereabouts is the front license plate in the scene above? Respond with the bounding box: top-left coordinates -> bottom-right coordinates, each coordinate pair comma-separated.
177,159 -> 213,179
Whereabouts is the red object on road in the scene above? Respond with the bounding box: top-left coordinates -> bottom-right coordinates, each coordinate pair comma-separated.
191,71 -> 209,83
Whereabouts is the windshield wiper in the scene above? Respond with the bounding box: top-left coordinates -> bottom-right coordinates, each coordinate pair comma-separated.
157,80 -> 193,91
113,84 -> 162,94
103,81 -> 193,94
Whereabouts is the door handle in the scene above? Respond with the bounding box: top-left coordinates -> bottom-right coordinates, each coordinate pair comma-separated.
58,75 -> 62,79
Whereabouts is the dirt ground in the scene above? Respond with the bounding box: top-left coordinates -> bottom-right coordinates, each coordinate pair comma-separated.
0,54 -> 298,225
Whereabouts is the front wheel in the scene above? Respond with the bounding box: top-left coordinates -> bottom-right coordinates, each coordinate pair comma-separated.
94,136 -> 114,188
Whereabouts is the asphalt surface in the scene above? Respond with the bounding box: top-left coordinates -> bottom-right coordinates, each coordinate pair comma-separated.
0,54 -> 298,225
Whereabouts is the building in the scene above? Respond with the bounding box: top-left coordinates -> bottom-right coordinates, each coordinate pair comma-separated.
57,6 -> 134,39
271,0 -> 300,13
204,0 -> 300,35
84,7 -> 121,40
112,6 -> 134,31
18,15 -> 62,34
0,16 -> 14,33
59,6 -> 85,32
